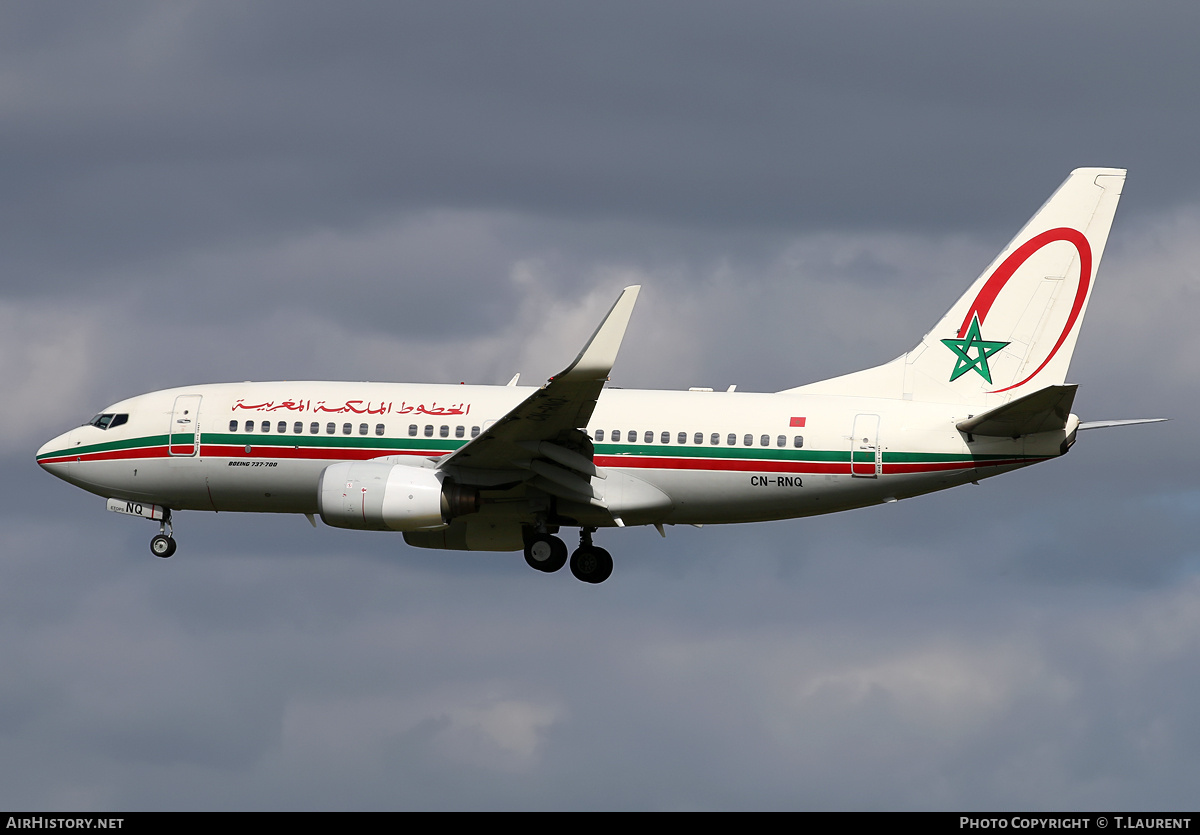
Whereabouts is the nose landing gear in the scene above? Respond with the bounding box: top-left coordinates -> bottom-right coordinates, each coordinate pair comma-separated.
149,509 -> 177,558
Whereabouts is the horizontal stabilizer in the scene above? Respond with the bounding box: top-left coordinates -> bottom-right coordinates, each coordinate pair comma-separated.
1078,418 -> 1168,431
956,384 -> 1077,438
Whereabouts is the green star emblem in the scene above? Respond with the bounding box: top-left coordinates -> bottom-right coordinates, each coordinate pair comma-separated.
941,314 -> 1009,383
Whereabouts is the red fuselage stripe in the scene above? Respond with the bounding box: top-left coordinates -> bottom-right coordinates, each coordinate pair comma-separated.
46,445 -> 1041,476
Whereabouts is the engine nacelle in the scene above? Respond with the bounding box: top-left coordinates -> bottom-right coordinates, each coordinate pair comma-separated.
317,461 -> 478,531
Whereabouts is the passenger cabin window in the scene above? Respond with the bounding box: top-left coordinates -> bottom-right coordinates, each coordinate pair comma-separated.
611,430 -> 621,442
326,423 -> 336,434
727,434 -> 736,446
358,423 -> 368,435
455,425 -> 464,438
229,420 -> 238,432
660,431 -> 670,444
439,425 -> 449,438
375,424 -> 385,436
744,434 -> 753,446
245,420 -> 255,432
644,430 -> 653,443
278,421 -> 288,434
342,423 -> 352,435
678,432 -> 688,444
261,421 -> 270,433
694,433 -> 703,445
794,435 -> 804,448
760,435 -> 770,446
408,424 -> 418,436
711,433 -> 720,445
294,422 -> 303,434
424,425 -> 433,437
594,429 -> 605,442
471,426 -> 480,438
310,422 -> 319,434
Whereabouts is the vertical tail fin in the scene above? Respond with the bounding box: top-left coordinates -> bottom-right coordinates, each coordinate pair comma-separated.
784,168 -> 1126,406
906,167 -> 1125,405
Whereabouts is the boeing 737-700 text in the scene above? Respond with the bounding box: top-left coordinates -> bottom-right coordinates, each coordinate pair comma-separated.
37,168 -> 1163,583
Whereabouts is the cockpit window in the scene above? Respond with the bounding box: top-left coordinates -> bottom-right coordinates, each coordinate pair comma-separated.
86,413 -> 128,430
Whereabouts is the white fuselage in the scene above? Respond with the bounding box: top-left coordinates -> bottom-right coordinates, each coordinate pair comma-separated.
36,379 -> 1072,528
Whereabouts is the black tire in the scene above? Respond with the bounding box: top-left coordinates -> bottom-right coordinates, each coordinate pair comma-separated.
524,534 -> 567,573
570,546 -> 613,584
150,534 -> 176,559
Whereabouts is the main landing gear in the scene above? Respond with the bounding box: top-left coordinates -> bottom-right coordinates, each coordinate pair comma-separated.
523,531 -> 568,573
149,509 -> 177,559
523,527 -> 613,584
570,528 -> 613,584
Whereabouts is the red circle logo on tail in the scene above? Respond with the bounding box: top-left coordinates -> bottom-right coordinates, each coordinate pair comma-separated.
957,227 -> 1092,393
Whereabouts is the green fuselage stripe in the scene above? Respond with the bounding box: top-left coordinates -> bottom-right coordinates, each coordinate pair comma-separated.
39,432 -> 1029,466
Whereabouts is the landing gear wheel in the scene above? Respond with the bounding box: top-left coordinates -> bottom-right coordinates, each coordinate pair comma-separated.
570,546 -> 613,584
524,534 -> 567,573
150,534 -> 176,559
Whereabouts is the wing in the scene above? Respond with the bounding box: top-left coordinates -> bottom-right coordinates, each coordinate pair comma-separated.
437,286 -> 641,504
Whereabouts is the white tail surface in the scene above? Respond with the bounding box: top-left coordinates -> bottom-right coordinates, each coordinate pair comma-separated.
787,168 -> 1126,407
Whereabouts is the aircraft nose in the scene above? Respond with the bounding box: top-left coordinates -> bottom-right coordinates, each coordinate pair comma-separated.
36,429 -> 76,476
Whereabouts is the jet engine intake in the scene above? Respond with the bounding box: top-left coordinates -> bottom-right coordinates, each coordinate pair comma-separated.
317,461 -> 478,531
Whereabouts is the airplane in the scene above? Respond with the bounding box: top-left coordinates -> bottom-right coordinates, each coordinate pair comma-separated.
37,168 -> 1164,583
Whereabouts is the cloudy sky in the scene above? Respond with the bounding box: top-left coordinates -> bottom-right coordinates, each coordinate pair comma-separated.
4,1 -> 1198,810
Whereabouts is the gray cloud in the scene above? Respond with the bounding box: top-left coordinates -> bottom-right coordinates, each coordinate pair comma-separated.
7,1 -> 1200,289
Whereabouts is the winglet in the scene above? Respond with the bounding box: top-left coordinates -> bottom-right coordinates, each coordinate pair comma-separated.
556,286 -> 641,382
